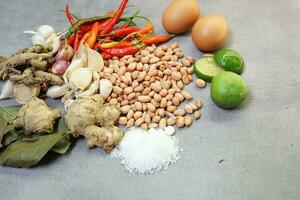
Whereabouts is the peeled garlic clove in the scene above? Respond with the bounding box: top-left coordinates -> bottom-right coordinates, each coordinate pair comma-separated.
0,80 -> 14,100
63,59 -> 85,85
69,68 -> 92,91
86,44 -> 104,72
14,84 -> 40,104
99,79 -> 112,98
37,25 -> 55,39
93,71 -> 100,81
64,99 -> 74,112
32,34 -> 46,46
46,84 -> 69,98
77,80 -> 100,97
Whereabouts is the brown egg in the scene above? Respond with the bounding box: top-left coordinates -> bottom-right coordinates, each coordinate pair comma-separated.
192,14 -> 229,52
162,0 -> 200,34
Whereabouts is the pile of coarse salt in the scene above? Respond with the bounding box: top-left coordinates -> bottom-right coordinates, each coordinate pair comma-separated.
111,126 -> 181,175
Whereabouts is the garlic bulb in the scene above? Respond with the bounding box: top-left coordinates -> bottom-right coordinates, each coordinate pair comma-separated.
69,68 -> 93,91
32,34 -> 46,46
46,85 -> 69,98
99,79 -> 113,98
0,80 -> 14,100
37,25 -> 55,40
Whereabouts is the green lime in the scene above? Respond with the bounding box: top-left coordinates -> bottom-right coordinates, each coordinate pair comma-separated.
214,49 -> 244,74
211,71 -> 248,109
194,54 -> 224,82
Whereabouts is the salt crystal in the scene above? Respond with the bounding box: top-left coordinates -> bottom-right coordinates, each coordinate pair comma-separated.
111,127 -> 181,175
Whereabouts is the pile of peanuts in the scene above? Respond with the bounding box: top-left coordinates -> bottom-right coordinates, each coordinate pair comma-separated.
100,42 -> 204,130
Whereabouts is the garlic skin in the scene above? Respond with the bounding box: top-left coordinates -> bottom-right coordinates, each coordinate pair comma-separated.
37,25 -> 55,40
69,68 -> 93,91
46,33 -> 60,54
0,80 -> 14,100
99,79 -> 113,98
64,99 -> 74,112
46,85 -> 69,98
13,84 -> 40,104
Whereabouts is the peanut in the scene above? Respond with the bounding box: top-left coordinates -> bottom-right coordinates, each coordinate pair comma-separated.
195,79 -> 206,88
174,109 -> 186,116
194,111 -> 201,120
176,116 -> 185,128
181,90 -> 193,100
159,118 -> 167,128
138,95 -> 151,103
185,104 -> 193,114
118,117 -> 127,125
120,105 -> 131,114
135,118 -> 145,126
184,116 -> 192,127
127,118 -> 134,128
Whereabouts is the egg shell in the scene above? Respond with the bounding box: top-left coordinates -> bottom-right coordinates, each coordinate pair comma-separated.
192,14 -> 229,52
162,0 -> 200,34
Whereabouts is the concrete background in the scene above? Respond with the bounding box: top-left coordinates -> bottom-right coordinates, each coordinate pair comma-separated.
0,0 -> 300,199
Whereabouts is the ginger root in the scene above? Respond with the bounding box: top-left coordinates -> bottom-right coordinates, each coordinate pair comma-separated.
65,94 -> 123,153
0,45 -> 57,86
13,97 -> 61,135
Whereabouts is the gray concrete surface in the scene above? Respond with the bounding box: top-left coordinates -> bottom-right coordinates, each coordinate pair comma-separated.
0,0 -> 300,199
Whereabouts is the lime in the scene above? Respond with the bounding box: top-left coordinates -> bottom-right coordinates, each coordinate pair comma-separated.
211,71 -> 248,109
214,49 -> 244,74
194,54 -> 224,82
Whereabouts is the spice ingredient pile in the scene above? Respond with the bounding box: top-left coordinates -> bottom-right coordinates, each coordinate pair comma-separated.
0,0 -> 249,175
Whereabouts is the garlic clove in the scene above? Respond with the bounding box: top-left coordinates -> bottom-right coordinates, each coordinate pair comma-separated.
69,68 -> 93,91
0,80 -> 14,100
37,25 -> 55,40
99,79 -> 113,98
86,44 -> 104,72
93,71 -> 100,81
46,84 -> 70,98
76,80 -> 100,97
13,84 -> 40,104
63,58 -> 85,86
32,34 -> 46,46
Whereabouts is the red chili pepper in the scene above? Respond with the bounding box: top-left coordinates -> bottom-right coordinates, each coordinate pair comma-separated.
86,22 -> 100,48
73,31 -> 81,51
65,4 -> 76,25
79,18 -> 112,33
110,26 -> 140,38
102,46 -> 139,57
67,34 -> 75,45
100,0 -> 128,34
104,35 -> 112,40
101,52 -> 113,59
142,34 -> 175,45
137,22 -> 153,35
